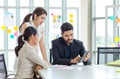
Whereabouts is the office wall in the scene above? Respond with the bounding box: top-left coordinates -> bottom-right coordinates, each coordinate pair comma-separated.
79,0 -> 92,51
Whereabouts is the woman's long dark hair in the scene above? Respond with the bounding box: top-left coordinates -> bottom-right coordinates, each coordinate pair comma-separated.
19,7 -> 47,32
15,26 -> 37,57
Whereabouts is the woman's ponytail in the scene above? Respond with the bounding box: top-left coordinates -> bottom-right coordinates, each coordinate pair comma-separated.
19,13 -> 33,32
15,35 -> 25,57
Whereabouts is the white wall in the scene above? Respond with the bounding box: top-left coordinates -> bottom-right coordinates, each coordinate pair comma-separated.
79,0 -> 91,51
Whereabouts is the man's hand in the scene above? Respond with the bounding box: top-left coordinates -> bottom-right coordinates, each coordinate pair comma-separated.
83,53 -> 90,62
71,55 -> 81,64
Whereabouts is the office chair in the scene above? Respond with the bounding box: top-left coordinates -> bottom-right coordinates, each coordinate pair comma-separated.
97,47 -> 120,64
0,54 -> 15,78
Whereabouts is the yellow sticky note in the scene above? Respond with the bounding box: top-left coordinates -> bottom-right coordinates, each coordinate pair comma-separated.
69,14 -> 73,18
114,37 -> 120,42
1,25 -> 6,30
69,19 -> 73,23
53,15 -> 57,19
7,29 -> 11,33
14,26 -> 18,31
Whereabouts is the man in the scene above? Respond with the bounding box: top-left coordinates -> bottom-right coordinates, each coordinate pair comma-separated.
52,22 -> 91,65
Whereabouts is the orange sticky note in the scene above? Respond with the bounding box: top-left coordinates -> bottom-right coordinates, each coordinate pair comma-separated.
116,18 -> 120,23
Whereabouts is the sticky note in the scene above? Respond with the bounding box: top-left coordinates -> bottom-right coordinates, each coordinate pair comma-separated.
109,16 -> 115,20
116,18 -> 120,23
69,14 -> 73,18
1,25 -> 6,30
10,34 -> 14,39
58,15 -> 61,19
14,32 -> 18,36
114,37 -> 119,42
14,26 -> 18,31
118,44 -> 120,47
69,19 -> 73,23
53,15 -> 57,19
7,29 -> 11,33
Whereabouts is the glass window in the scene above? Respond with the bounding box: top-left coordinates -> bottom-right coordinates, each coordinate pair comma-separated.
8,0 -> 16,6
107,8 -> 113,17
6,9 -> 17,49
67,0 -> 80,7
0,52 -> 4,54
34,0 -> 44,7
67,9 -> 78,39
8,51 -> 16,71
107,19 -> 114,46
96,0 -> 113,17
8,9 -> 16,26
4,9 -> 17,49
8,35 -> 17,49
49,9 -> 62,48
20,9 -> 29,24
96,19 -> 105,49
49,0 -> 62,7
20,0 -> 29,6
0,9 -> 4,49
0,0 -> 4,6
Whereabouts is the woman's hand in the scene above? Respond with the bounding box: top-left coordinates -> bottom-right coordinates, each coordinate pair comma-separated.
36,65 -> 43,71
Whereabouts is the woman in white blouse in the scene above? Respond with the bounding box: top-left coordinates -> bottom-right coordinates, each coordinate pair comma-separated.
15,26 -> 48,78
19,7 -> 48,62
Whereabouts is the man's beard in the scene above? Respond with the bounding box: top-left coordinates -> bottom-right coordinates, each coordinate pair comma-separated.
66,39 -> 73,44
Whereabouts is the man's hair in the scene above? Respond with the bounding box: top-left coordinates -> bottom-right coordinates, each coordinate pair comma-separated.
61,22 -> 73,34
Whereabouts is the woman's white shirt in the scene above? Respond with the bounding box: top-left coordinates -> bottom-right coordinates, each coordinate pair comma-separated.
25,21 -> 44,59
15,42 -> 48,78
25,21 -> 43,40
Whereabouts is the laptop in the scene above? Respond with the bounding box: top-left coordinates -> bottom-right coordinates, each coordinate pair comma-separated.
0,54 -> 7,79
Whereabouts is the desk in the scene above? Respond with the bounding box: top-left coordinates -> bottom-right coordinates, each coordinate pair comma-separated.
39,65 -> 120,79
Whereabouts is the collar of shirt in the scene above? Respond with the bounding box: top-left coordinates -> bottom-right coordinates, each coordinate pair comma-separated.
60,37 -> 73,47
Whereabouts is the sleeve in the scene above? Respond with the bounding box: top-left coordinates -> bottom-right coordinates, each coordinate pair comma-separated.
26,48 -> 48,69
79,42 -> 85,57
52,41 -> 71,65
